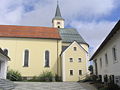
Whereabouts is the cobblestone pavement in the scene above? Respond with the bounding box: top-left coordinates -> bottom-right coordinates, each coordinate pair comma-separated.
13,82 -> 96,90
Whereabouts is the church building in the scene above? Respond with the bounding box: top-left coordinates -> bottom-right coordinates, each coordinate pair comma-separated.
0,4 -> 89,81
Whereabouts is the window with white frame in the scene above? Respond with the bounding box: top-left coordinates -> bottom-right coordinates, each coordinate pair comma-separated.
78,58 -> 82,62
79,70 -> 82,75
24,49 -> 29,67
105,53 -> 108,66
112,46 -> 117,62
45,50 -> 50,67
70,70 -> 73,76
69,58 -> 73,62
73,47 -> 77,51
100,58 -> 102,68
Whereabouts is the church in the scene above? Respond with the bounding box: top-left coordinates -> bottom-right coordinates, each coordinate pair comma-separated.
0,4 -> 89,81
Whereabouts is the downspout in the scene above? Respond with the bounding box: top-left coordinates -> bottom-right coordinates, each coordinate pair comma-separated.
57,40 -> 59,75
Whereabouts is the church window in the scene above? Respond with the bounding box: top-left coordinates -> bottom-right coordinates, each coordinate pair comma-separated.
3,49 -> 8,56
24,50 -> 29,67
45,50 -> 50,67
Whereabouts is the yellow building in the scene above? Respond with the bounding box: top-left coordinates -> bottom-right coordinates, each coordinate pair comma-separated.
0,4 -> 89,81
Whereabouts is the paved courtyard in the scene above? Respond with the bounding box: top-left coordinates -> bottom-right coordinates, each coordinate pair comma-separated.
13,82 -> 97,90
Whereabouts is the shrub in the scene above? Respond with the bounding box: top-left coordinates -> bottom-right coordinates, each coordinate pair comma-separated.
38,71 -> 54,82
107,83 -> 120,90
7,69 -> 22,81
98,83 -> 120,90
55,74 -> 62,82
27,76 -> 39,82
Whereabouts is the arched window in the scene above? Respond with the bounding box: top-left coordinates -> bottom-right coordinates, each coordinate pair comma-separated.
45,50 -> 49,67
24,50 -> 29,67
3,49 -> 8,56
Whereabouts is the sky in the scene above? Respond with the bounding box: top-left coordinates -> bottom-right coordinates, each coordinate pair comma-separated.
0,0 -> 120,56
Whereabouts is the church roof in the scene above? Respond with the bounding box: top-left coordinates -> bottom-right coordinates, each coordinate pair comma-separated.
52,3 -> 64,21
55,4 -> 62,17
59,28 -> 88,44
0,25 -> 61,40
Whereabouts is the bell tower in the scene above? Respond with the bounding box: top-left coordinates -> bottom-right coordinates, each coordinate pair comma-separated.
52,1 -> 64,28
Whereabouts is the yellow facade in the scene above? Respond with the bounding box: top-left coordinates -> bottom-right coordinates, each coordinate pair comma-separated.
0,38 -> 61,77
62,41 -> 88,81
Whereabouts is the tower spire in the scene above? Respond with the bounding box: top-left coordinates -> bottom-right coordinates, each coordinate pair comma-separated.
55,0 -> 62,17
52,1 -> 64,28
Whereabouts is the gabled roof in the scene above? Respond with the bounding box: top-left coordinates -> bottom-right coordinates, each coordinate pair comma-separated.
0,25 -> 61,40
59,28 -> 88,45
61,41 -> 88,55
90,20 -> 120,61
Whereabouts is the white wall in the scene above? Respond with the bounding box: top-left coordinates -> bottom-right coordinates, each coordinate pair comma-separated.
93,29 -> 120,81
0,54 -> 9,79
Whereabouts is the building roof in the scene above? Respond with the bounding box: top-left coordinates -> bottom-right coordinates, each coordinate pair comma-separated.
0,25 -> 61,40
0,48 -> 10,60
52,3 -> 64,21
61,41 -> 88,55
59,28 -> 88,45
55,3 -> 62,17
90,20 -> 120,61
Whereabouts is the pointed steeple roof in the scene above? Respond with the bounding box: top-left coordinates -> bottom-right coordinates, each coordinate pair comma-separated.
52,2 -> 64,21
55,3 -> 62,17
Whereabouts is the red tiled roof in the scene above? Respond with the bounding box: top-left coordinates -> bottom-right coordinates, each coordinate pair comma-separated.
0,25 -> 61,39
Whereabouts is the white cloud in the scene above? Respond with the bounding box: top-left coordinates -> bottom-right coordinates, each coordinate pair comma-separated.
0,0 -> 118,25
70,20 -> 117,55
19,0 -> 118,26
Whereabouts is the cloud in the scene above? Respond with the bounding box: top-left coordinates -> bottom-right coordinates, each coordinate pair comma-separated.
19,0 -> 118,26
70,20 -> 117,55
0,0 -> 118,25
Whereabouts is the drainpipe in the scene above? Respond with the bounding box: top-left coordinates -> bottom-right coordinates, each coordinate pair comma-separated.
57,40 -> 59,75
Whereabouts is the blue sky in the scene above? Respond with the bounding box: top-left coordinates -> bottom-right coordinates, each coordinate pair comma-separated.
0,0 -> 120,55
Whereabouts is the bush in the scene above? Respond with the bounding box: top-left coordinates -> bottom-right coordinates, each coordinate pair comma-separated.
38,71 -> 54,82
55,74 -> 62,82
27,71 -> 54,82
7,69 -> 22,81
27,76 -> 39,82
79,75 -> 98,82
98,83 -> 120,90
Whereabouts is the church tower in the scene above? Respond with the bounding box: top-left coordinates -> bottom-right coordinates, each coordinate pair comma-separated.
52,2 -> 64,28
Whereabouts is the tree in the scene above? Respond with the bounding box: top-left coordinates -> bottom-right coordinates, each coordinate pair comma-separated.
88,65 -> 93,74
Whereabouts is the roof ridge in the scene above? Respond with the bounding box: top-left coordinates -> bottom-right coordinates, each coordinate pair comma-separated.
0,25 -> 56,29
